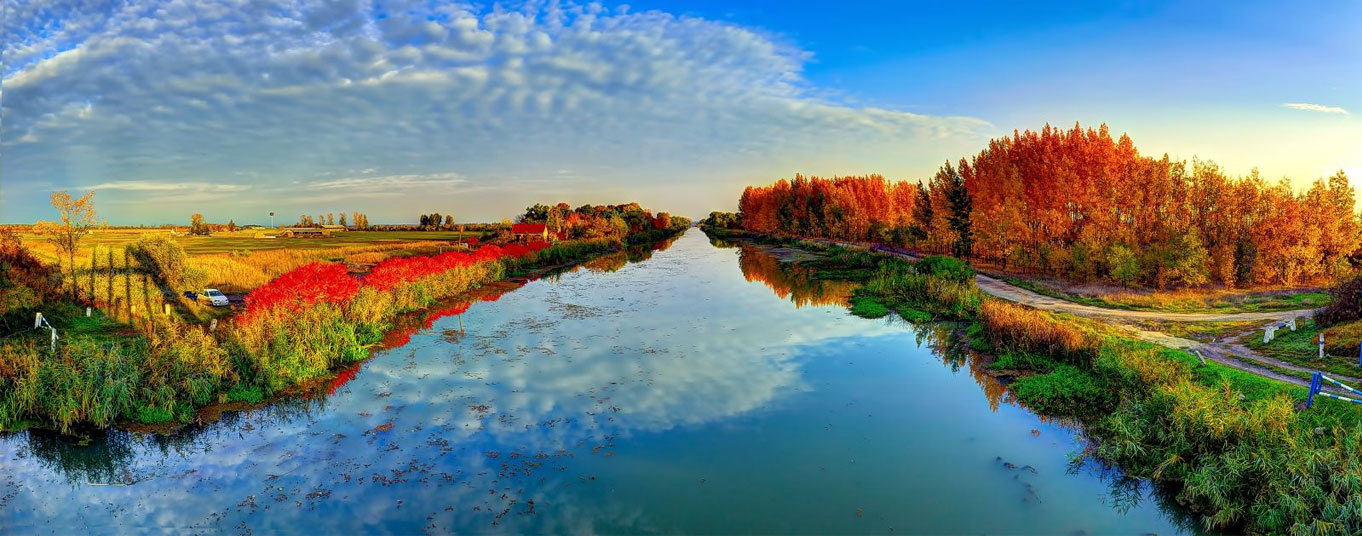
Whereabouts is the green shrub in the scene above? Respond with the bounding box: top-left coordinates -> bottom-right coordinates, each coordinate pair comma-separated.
1010,364 -> 1114,417
1106,244 -> 1139,286
225,385 -> 264,404
914,255 -> 974,283
135,406 -> 175,424
987,351 -> 1057,373
848,294 -> 889,318
859,258 -> 984,319
897,308 -> 932,323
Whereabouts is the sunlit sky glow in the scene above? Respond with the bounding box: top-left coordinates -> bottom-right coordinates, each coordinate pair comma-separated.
2,0 -> 1359,225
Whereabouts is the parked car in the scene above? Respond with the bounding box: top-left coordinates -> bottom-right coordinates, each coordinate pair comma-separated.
203,288 -> 230,307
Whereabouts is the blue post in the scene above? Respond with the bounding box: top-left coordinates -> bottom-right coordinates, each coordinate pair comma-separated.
1307,372 -> 1322,409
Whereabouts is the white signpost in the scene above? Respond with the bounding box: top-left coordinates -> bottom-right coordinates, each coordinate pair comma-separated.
34,312 -> 59,352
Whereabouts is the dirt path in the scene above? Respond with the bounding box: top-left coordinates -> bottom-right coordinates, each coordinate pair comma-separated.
811,239 -> 1333,390
973,273 -> 1314,323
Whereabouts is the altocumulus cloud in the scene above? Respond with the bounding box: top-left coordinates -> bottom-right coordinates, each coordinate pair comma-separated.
2,0 -> 991,223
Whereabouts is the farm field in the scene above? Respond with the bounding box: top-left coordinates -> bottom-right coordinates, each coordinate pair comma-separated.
15,229 -> 483,294
16,229 -> 480,259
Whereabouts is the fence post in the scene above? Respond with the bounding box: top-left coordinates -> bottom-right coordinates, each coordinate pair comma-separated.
86,307 -> 92,318
1320,333 -> 1326,360
34,312 -> 43,329
1307,372 -> 1322,408
1290,318 -> 1297,331
50,327 -> 57,352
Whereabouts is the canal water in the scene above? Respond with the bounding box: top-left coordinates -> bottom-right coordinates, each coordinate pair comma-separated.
0,230 -> 1201,533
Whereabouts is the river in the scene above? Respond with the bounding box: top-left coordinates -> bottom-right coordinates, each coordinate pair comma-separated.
0,230 -> 1202,533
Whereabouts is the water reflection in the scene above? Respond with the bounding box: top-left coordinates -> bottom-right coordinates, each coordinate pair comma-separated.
730,240 -> 1202,534
1,231 -> 1198,534
737,245 -> 857,308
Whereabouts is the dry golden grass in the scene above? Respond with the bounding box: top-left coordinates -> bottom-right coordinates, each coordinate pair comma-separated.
342,252 -> 394,265
189,256 -> 271,293
979,300 -> 1095,362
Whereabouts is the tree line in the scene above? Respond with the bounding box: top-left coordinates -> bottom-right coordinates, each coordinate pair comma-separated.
517,202 -> 690,240
738,123 -> 1359,288
296,212 -> 372,229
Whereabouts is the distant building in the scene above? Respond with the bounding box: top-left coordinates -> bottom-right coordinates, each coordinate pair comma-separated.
280,227 -> 332,238
321,224 -> 348,232
511,223 -> 549,241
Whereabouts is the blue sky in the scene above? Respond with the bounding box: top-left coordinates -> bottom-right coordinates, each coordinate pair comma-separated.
2,0 -> 1358,225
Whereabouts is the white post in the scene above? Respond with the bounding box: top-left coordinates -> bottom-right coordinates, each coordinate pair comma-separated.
1320,333 -> 1326,359
1289,318 -> 1297,331
1264,326 -> 1276,344
49,328 -> 57,352
86,307 -> 92,317
34,312 -> 43,329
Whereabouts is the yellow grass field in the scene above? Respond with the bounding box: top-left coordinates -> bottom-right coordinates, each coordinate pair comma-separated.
20,229 -> 480,294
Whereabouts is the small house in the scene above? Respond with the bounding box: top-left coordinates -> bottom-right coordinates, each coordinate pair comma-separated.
511,223 -> 549,241
280,227 -> 331,238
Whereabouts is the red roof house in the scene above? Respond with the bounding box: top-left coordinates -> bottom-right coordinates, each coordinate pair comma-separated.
511,223 -> 548,239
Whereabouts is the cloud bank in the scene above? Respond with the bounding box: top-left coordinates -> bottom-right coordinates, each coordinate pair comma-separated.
2,0 -> 991,223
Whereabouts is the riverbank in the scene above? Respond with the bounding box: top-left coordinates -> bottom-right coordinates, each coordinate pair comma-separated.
2,230 -> 1196,533
703,226 -> 1362,533
0,230 -> 687,435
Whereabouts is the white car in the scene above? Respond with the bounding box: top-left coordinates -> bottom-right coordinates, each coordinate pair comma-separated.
203,288 -> 230,307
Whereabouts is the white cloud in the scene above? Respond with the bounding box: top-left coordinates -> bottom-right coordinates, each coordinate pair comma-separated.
86,181 -> 251,192
309,172 -> 465,191
1283,102 -> 1350,115
2,0 -> 992,224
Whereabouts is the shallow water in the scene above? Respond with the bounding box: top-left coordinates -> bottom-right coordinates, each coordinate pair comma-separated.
0,231 -> 1201,533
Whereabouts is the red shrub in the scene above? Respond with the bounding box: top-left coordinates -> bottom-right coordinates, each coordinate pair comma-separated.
240,262 -> 358,324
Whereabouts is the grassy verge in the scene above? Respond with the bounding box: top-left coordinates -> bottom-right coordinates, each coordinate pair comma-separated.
746,234 -> 1362,533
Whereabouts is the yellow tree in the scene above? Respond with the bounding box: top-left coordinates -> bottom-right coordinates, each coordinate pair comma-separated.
36,190 -> 97,299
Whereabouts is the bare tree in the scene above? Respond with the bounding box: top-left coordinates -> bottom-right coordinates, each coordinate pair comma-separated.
36,191 -> 97,300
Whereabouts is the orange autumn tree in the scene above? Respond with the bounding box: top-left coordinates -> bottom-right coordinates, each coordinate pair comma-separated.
738,123 -> 1359,289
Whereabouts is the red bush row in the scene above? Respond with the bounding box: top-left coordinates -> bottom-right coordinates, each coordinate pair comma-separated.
239,262 -> 360,324
361,243 -> 543,291
240,242 -> 554,322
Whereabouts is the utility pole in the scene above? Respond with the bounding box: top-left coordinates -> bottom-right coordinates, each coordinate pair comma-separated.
269,211 -> 275,228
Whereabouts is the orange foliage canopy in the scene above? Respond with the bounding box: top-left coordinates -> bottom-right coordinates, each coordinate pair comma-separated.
739,123 -> 1358,288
